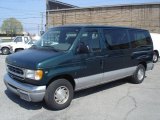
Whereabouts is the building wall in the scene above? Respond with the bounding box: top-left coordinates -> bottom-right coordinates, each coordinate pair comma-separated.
46,4 -> 160,33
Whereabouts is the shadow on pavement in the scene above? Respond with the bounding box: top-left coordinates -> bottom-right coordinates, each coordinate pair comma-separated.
5,90 -> 46,110
4,78 -> 129,110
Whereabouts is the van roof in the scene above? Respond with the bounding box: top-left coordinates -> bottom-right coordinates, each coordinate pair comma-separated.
51,24 -> 147,31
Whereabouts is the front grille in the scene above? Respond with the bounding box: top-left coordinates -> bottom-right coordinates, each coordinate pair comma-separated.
7,64 -> 25,80
7,65 -> 24,75
8,72 -> 24,81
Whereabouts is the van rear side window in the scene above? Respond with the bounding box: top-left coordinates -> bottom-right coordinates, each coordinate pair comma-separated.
103,29 -> 130,50
129,30 -> 152,48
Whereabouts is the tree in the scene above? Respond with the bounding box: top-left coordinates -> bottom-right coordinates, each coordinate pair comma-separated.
1,18 -> 23,35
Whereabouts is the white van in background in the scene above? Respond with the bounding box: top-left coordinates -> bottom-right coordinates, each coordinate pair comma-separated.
150,33 -> 160,63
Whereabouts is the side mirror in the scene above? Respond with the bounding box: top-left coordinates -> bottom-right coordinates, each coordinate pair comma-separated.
40,31 -> 45,36
77,43 -> 89,54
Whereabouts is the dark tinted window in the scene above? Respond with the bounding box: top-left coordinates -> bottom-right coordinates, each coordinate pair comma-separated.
129,30 -> 152,48
103,29 -> 130,50
79,28 -> 101,52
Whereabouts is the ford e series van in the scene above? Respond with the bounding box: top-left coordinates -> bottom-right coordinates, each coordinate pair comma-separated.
4,25 -> 154,110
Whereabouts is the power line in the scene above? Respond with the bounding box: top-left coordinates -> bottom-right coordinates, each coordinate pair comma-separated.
0,19 -> 45,25
0,7 -> 45,17
0,6 -> 44,13
1,27 -> 41,30
0,17 -> 41,20
0,13 -> 41,17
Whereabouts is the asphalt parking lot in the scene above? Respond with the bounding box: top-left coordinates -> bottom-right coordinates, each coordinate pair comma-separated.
0,55 -> 160,120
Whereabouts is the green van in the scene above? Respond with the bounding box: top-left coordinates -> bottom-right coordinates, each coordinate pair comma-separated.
4,25 -> 154,110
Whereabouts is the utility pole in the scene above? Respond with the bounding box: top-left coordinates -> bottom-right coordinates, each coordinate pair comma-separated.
38,25 -> 40,35
40,12 -> 44,32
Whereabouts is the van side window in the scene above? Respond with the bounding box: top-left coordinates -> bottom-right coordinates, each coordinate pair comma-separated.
79,29 -> 101,52
103,29 -> 129,50
129,30 -> 152,48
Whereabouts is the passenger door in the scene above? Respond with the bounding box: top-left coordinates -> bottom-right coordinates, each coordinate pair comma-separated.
75,28 -> 104,90
102,28 -> 133,82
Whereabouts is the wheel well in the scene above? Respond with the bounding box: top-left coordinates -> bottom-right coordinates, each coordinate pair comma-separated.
154,50 -> 159,57
47,74 -> 75,90
15,48 -> 24,52
1,47 -> 10,50
139,62 -> 147,70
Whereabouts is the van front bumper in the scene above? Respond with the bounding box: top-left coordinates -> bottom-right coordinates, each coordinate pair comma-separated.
4,74 -> 46,102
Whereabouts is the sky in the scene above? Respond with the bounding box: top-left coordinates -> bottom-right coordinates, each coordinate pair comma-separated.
0,0 -> 160,34
0,0 -> 46,35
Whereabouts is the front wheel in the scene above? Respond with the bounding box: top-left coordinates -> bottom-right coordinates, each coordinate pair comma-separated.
45,79 -> 74,110
130,64 -> 145,84
2,47 -> 10,55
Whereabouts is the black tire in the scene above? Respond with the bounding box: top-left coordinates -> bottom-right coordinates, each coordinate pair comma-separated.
130,64 -> 145,84
153,51 -> 159,63
45,79 -> 74,110
2,47 -> 10,55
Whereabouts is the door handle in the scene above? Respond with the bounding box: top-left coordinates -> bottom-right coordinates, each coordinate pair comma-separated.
100,60 -> 104,69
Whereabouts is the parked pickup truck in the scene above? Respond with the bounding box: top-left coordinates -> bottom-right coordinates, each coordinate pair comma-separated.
10,40 -> 35,54
0,36 -> 33,55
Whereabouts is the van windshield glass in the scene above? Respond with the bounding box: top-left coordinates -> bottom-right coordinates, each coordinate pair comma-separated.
35,27 -> 81,51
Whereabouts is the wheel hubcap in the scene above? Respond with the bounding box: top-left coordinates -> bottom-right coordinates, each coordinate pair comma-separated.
137,68 -> 144,80
3,49 -> 8,54
54,86 -> 69,104
153,54 -> 158,62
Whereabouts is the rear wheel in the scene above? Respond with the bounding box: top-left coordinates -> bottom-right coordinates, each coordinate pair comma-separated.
153,51 -> 159,63
45,79 -> 74,110
2,47 -> 10,55
130,64 -> 145,84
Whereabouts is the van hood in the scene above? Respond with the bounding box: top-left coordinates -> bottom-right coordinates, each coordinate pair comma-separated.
6,48 -> 64,69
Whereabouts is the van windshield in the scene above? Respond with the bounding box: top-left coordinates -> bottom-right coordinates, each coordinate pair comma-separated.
35,27 -> 81,51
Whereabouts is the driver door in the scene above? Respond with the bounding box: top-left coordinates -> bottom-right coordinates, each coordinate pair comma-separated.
75,28 -> 104,90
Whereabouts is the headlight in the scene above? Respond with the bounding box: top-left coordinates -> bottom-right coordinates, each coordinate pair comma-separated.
25,69 -> 43,80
